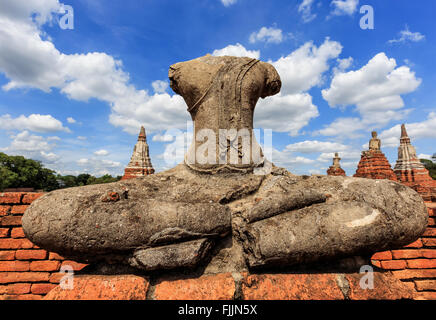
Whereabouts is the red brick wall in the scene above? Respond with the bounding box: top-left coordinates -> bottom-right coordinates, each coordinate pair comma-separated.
371,202 -> 436,300
0,192 -> 87,300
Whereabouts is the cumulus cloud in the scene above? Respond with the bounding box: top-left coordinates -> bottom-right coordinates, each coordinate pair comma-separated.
249,27 -> 284,44
298,0 -> 316,23
0,3 -> 189,135
320,53 -> 421,136
285,140 -> 349,154
379,112 -> 436,148
389,25 -> 425,44
76,157 -> 122,172
152,80 -> 168,94
1,130 -> 60,163
212,43 -> 260,59
94,149 -> 109,156
330,0 -> 359,16
272,39 -> 343,95
0,114 -> 69,133
66,117 -> 76,124
221,0 -> 237,7
152,133 -> 175,142
254,39 -> 342,135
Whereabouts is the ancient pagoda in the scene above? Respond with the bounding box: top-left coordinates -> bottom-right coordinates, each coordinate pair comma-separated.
394,124 -> 436,197
122,126 -> 155,180
354,131 -> 397,181
326,152 -> 346,176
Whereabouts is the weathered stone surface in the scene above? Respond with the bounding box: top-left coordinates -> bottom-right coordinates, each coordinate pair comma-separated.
240,176 -> 428,268
43,275 -> 148,300
129,238 -> 212,271
154,273 -> 236,300
22,55 -> 429,274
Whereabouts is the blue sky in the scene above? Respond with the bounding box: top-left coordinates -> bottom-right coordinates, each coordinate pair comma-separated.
0,0 -> 435,177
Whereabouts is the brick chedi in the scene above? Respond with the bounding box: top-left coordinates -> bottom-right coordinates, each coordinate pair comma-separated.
354,131 -> 398,181
394,124 -> 436,198
326,153 -> 346,176
121,126 -> 155,180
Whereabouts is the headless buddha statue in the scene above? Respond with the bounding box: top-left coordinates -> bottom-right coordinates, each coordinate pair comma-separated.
22,55 -> 428,273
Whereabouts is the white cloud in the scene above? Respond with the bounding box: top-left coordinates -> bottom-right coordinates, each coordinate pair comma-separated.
94,149 -> 109,156
152,80 -> 168,94
320,53 -> 421,136
0,4 -> 189,135
379,112 -> 436,148
1,130 -> 60,163
330,0 -> 359,16
77,136 -> 87,141
249,27 -> 284,44
212,43 -> 260,59
152,133 -> 175,142
389,26 -> 425,44
76,157 -> 122,171
221,0 -> 237,7
272,39 -> 343,95
0,114 -> 69,133
67,117 -> 76,124
255,93 -> 319,135
333,57 -> 353,74
298,0 -> 316,23
285,140 -> 349,153
418,154 -> 433,160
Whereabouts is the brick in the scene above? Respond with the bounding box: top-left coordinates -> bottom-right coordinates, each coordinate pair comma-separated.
10,205 -> 28,215
415,280 -> 436,291
391,249 -> 423,260
371,251 -> 392,260
15,250 -> 47,260
22,193 -> 44,204
241,273 -> 342,300
0,251 -> 15,260
421,249 -> 436,259
0,206 -> 10,216
155,273 -> 235,300
10,294 -> 42,300
30,260 -> 60,272
0,261 -> 30,272
0,272 -> 50,284
0,228 -> 9,237
415,292 -> 436,300
31,283 -> 57,295
11,227 -> 25,238
0,238 -> 34,249
392,269 -> 436,280
49,252 -> 64,260
423,229 -> 436,237
404,239 -> 423,248
49,273 -> 64,284
44,275 -> 148,300
429,218 -> 436,226
0,193 -> 22,204
407,259 -> 436,269
61,260 -> 87,271
380,260 -> 407,270
0,215 -> 22,226
0,283 -> 31,295
371,260 -> 381,268
423,238 -> 436,247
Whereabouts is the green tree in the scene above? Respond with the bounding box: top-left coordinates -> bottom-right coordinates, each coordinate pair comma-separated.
0,152 -> 59,191
420,158 -> 436,180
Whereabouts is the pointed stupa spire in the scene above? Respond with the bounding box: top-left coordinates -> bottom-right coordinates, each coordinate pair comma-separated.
121,126 -> 155,180
400,123 -> 411,144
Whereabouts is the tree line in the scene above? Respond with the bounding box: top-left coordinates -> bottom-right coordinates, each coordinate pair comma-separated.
0,152 -> 121,192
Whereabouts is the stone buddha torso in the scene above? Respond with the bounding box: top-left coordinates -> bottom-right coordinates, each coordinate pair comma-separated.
169,55 -> 281,173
